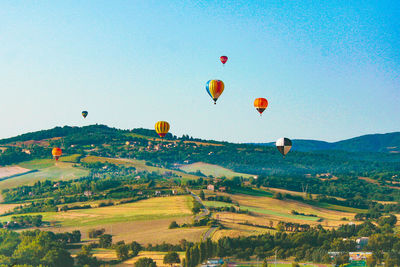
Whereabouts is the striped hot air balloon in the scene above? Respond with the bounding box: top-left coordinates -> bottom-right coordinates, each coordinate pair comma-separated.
220,56 -> 228,65
52,147 -> 62,161
206,80 -> 224,104
82,111 -> 88,118
254,98 -> 268,116
276,138 -> 292,158
155,121 -> 170,138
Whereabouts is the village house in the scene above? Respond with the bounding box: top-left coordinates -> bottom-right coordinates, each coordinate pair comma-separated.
207,184 -> 215,191
84,191 -> 93,197
218,186 -> 226,192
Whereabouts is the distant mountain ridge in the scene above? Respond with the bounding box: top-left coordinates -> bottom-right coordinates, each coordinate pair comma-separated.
260,132 -> 400,153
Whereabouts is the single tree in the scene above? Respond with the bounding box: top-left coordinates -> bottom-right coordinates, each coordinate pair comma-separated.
116,244 -> 129,260
163,252 -> 181,267
135,257 -> 157,267
199,190 -> 205,200
169,221 -> 179,229
99,234 -> 112,248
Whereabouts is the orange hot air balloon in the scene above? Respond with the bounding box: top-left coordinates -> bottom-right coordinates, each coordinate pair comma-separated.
220,56 -> 228,65
155,121 -> 170,138
254,98 -> 269,115
52,147 -> 62,161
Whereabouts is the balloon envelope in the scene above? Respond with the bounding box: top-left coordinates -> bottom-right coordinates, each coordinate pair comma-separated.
155,121 -> 170,138
254,98 -> 268,115
220,56 -> 228,64
52,147 -> 62,161
276,138 -> 292,157
206,80 -> 224,104
82,111 -> 88,118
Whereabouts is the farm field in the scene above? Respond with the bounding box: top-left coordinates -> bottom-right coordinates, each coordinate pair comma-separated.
204,192 -> 362,240
81,156 -> 199,180
179,162 -> 254,178
230,194 -> 357,225
0,159 -> 89,189
1,196 -> 207,244
118,251 -> 185,267
0,166 -> 31,179
0,203 -> 20,215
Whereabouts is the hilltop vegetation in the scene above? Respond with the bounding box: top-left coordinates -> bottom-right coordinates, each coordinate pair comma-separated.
0,125 -> 399,177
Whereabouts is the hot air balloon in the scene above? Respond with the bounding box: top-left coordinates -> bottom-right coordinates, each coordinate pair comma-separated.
254,98 -> 268,116
220,56 -> 228,65
52,147 -> 62,161
155,121 -> 170,138
206,80 -> 224,104
82,111 -> 88,118
276,138 -> 292,158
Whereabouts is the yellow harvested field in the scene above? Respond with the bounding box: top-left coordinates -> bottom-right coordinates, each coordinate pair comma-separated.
262,186 -> 347,201
231,194 -> 354,225
118,251 -> 185,267
32,196 -> 206,244
0,203 -> 20,215
206,192 -> 363,240
211,214 -> 275,241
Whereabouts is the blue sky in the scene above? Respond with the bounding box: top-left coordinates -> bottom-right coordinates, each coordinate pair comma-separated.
0,1 -> 399,142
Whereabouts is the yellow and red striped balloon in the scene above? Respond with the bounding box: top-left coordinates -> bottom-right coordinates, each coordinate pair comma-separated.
155,121 -> 170,138
254,98 -> 268,115
206,80 -> 224,104
52,147 -> 62,161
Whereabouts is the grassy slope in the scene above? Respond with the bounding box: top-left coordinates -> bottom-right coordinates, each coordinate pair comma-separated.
179,162 -> 254,178
0,158 -> 88,189
81,155 -> 199,180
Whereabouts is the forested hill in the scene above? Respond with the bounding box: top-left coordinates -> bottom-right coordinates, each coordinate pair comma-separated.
258,132 -> 400,153
0,125 -> 399,176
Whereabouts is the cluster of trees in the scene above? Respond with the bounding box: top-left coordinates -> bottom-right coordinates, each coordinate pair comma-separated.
0,229 -> 81,266
256,174 -> 400,202
290,210 -> 317,217
276,221 -> 312,232
146,240 -> 194,252
0,215 -> 43,229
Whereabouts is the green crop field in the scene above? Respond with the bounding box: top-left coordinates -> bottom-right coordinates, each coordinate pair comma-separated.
314,202 -> 367,213
179,162 -> 254,178
240,205 -> 321,221
230,187 -> 274,197
0,159 -> 89,189
204,201 -> 236,208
